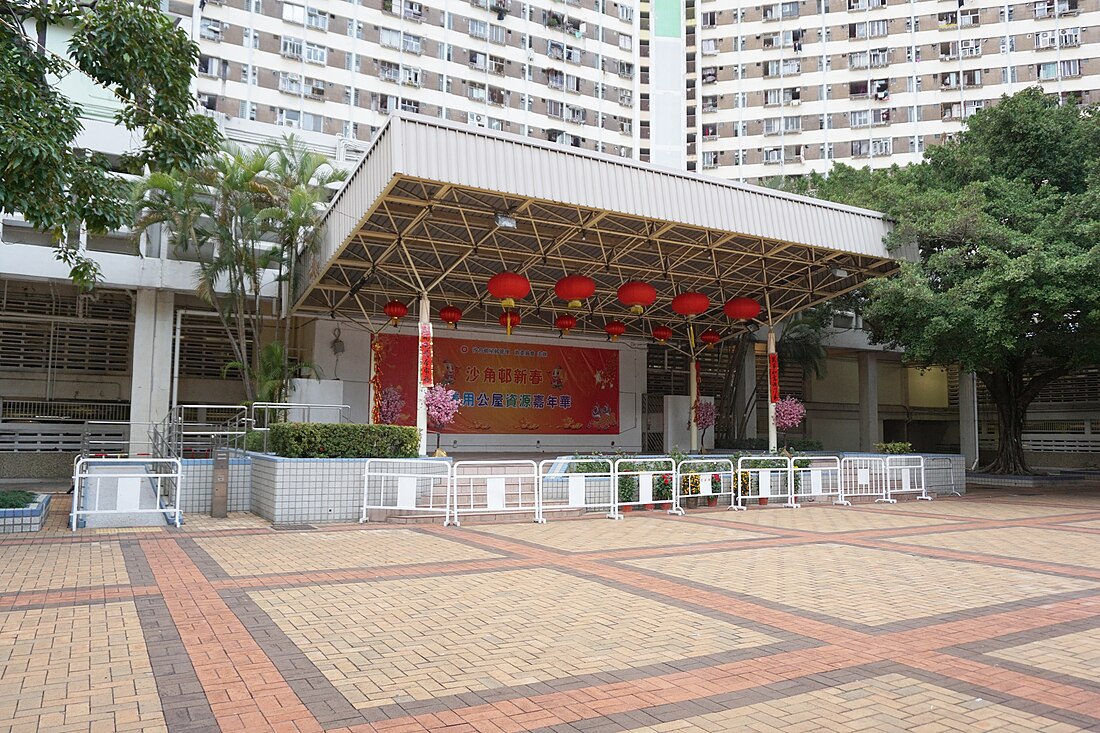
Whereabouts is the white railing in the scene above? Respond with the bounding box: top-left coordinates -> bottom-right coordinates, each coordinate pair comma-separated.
884,455 -> 932,502
838,456 -> 888,505
450,460 -> 540,526
360,458 -> 451,522
674,458 -> 742,514
789,455 -> 843,507
537,457 -> 614,522
736,455 -> 792,507
71,457 -> 182,530
611,457 -> 676,519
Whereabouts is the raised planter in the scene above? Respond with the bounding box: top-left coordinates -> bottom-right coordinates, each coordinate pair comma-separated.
179,456 -> 252,513
0,493 -> 51,533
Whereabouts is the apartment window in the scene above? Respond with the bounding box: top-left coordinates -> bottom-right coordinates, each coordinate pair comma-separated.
401,98 -> 420,113
938,11 -> 957,28
546,68 -> 563,87
963,99 -> 985,118
345,53 -> 360,72
849,51 -> 869,69
307,7 -> 328,30
278,72 -> 303,94
619,89 -> 633,106
820,143 -> 834,160
247,0 -> 262,11
619,33 -> 632,51
963,69 -> 982,87
379,60 -> 400,82
564,104 -> 585,123
702,123 -> 718,140
909,136 -> 924,153
700,11 -> 717,28
869,48 -> 890,66
701,38 -> 719,55
547,99 -> 564,118
1036,30 -> 1057,49
764,59 -> 801,77
564,45 -> 583,63
999,5 -> 1015,19
282,3 -> 306,24
281,37 -> 303,59
702,95 -> 718,112
905,17 -> 920,31
617,61 -> 634,78
199,18 -> 223,41
488,24 -> 506,44
1059,27 -> 1081,47
277,109 -> 323,132
488,55 -> 506,75
242,28 -> 259,48
784,116 -> 802,132
1034,0 -> 1077,18
403,2 -> 424,21
763,147 -> 784,164
906,45 -> 921,62
348,20 -> 365,39
238,101 -> 257,121
871,108 -> 892,125
850,110 -> 870,128
618,4 -> 633,21
870,138 -> 891,156
1039,59 -> 1081,79
198,55 -> 221,77
488,86 -> 506,105
764,118 -> 782,135
960,39 -> 982,58
702,151 -> 719,169
401,66 -> 421,86
849,80 -> 870,97
548,41 -> 564,59
763,2 -> 798,19
403,33 -> 423,54
702,66 -> 717,84
468,81 -> 487,102
960,8 -> 979,26
469,19 -> 488,38
241,63 -> 257,83
565,73 -> 581,92
380,28 -> 401,49
305,43 -> 327,65
852,140 -> 870,157
1000,36 -> 1016,53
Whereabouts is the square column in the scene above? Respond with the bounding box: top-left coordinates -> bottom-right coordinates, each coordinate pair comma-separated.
959,371 -> 979,467
129,289 -> 174,454
857,351 -> 881,451
733,345 -> 757,439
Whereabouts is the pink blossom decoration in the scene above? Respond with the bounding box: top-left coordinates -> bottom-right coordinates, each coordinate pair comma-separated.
774,396 -> 806,432
692,400 -> 717,430
378,386 -> 405,424
425,384 -> 461,428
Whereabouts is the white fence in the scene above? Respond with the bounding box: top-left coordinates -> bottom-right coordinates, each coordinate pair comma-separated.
450,460 -> 540,526
353,453 -> 945,526
360,458 -> 451,522
71,457 -> 182,530
537,458 -> 615,521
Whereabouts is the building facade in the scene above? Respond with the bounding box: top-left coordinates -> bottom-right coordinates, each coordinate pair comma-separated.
188,0 -> 1100,180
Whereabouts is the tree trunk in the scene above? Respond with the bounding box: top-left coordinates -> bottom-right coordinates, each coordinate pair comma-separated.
979,366 -> 1067,475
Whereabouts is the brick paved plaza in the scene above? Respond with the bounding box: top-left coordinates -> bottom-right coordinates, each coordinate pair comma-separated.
3,491 -> 1100,732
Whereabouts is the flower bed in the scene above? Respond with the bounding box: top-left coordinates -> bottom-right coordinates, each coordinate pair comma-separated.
0,492 -> 51,533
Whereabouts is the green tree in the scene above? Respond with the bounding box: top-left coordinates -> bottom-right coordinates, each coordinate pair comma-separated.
810,89 -> 1100,474
0,0 -> 219,289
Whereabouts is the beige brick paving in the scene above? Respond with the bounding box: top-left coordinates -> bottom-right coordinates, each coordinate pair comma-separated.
704,505 -> 961,533
874,500 -> 1085,520
887,527 -> 1100,570
0,542 -> 129,593
988,628 -> 1100,684
625,543 -> 1096,627
195,528 -> 500,576
0,602 -> 166,733
249,568 -> 782,709
471,515 -> 771,551
182,512 -> 272,531
622,673 -> 1086,732
1068,519 -> 1100,530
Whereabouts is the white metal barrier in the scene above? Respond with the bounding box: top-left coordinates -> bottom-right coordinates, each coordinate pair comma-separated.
360,458 -> 451,523
71,457 -> 182,531
611,458 -> 677,519
789,456 -> 843,508
450,460 -> 540,526
674,459 -> 741,515
537,458 -> 615,522
884,455 -> 932,502
839,456 -> 889,505
736,456 -> 793,507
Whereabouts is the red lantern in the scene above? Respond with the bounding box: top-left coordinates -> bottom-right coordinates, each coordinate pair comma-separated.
439,305 -> 462,329
555,313 -> 577,335
604,320 -> 627,342
554,275 -> 596,309
383,300 -> 407,325
700,329 -> 721,349
499,310 -> 521,336
652,325 -> 674,344
488,271 -> 530,309
617,281 -> 657,315
724,297 -> 761,321
671,291 -> 709,318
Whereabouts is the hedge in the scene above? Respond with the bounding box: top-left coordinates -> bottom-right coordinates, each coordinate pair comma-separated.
0,490 -> 36,509
720,438 -> 824,452
266,423 -> 420,459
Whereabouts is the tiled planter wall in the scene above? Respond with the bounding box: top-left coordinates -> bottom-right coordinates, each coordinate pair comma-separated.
251,454 -> 373,524
179,458 -> 252,513
0,494 -> 51,533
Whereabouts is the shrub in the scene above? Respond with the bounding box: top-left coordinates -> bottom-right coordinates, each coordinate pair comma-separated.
267,423 -> 420,459
0,490 -> 36,509
875,441 -> 914,454
721,438 -> 824,452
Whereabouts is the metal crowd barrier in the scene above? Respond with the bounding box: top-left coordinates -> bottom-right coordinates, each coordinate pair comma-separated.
611,457 -> 676,519
360,458 -> 451,523
674,458 -> 742,515
884,455 -> 932,502
837,456 -> 888,506
736,455 -> 792,507
450,460 -> 540,526
71,457 -> 182,531
789,455 -> 843,508
537,457 -> 615,522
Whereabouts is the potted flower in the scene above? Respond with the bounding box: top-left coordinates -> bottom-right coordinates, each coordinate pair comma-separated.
707,473 -> 722,506
654,473 -> 673,511
680,473 -> 701,508
425,384 -> 460,457
774,396 -> 806,450
617,474 -> 637,512
692,400 -> 717,453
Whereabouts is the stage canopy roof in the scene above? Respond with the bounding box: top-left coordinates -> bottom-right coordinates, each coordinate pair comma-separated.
295,113 -> 899,336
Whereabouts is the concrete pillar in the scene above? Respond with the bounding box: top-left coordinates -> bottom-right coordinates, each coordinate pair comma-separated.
767,328 -> 777,452
857,351 -> 881,451
129,289 -> 175,454
733,345 -> 757,440
959,371 -> 979,467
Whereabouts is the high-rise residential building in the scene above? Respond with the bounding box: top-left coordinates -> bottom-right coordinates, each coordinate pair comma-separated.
188,0 -> 1099,179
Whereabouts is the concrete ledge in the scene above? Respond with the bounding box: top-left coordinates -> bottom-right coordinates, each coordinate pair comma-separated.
0,493 -> 51,533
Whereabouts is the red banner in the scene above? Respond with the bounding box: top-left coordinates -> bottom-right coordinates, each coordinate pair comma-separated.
768,353 -> 780,404
372,334 -> 619,434
418,324 -> 433,387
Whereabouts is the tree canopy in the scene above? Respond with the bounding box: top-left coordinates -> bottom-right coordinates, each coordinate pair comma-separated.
0,0 -> 218,288
807,89 -> 1100,473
